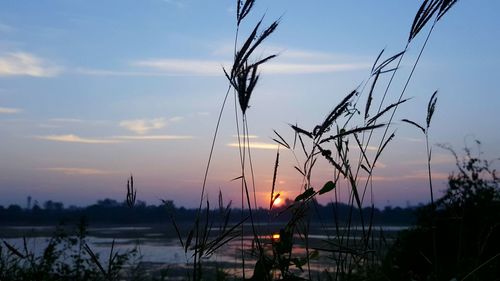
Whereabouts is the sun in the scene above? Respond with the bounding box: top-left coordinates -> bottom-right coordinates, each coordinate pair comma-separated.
273,196 -> 282,206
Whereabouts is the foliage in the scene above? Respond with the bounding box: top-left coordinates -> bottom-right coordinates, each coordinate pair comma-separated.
381,143 -> 500,280
0,219 -> 137,281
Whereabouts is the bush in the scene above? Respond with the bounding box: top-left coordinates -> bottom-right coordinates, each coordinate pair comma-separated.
382,143 -> 500,280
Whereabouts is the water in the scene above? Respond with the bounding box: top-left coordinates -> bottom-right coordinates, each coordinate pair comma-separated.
1,224 -> 408,279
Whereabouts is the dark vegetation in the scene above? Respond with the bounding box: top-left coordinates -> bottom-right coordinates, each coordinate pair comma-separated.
0,219 -> 139,281
0,199 -> 416,226
379,143 -> 500,280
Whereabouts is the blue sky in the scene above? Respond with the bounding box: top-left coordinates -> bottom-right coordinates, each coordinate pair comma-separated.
0,0 -> 499,208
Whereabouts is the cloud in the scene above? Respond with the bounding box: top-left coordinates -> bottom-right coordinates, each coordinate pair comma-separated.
36,134 -> 193,143
36,134 -> 121,144
133,59 -> 224,76
42,167 -> 115,176
112,135 -> 193,140
0,52 -> 61,77
212,44 -> 365,62
132,58 -> 369,76
0,106 -> 20,114
49,118 -> 83,123
74,68 -> 175,77
263,62 -> 369,74
232,134 -> 259,139
119,117 -> 182,134
227,141 -> 279,150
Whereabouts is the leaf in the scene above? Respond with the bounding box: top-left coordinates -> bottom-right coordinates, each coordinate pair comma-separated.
295,187 -> 315,202
367,98 -> 409,125
409,0 -> 441,42
360,164 -> 371,174
230,175 -> 244,182
320,124 -> 386,144
273,130 -> 290,149
371,49 -> 385,74
372,51 -> 405,74
290,124 -> 313,139
291,257 -> 307,271
401,118 -> 425,134
353,132 -> 372,170
84,243 -> 106,276
348,173 -> 362,210
185,229 -> 194,253
437,0 -> 458,21
170,215 -> 185,250
270,149 -> 280,209
374,132 -> 396,165
294,166 -> 306,177
319,181 -> 336,195
426,90 -> 438,128
365,71 -> 380,120
3,241 -> 25,259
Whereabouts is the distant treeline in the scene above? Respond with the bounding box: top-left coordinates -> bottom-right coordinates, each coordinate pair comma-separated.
0,198 -> 417,225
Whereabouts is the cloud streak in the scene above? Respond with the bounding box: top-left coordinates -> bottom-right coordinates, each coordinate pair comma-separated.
132,59 -> 369,76
119,117 -> 182,134
36,134 -> 193,144
42,167 -> 115,175
0,52 -> 61,77
113,135 -> 193,140
36,134 -> 121,144
0,106 -> 21,114
120,118 -> 166,134
227,141 -> 279,150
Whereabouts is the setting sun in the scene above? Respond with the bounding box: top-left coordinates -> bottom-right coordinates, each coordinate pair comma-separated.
274,196 -> 282,206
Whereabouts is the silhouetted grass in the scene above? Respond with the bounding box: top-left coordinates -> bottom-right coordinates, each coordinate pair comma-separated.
178,0 -> 461,280
1,1 -> 469,280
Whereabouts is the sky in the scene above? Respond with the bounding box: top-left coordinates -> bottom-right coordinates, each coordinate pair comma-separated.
0,0 -> 499,209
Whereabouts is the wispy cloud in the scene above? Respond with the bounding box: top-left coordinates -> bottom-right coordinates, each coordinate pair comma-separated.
132,58 -> 369,76
74,68 -> 176,77
227,141 -> 279,150
132,59 -> 224,76
119,117 -> 182,134
36,134 -> 121,144
0,106 -> 21,114
42,167 -> 115,175
212,44 -> 365,62
77,46 -> 369,78
49,118 -> 84,123
232,134 -> 259,139
0,52 -> 61,77
263,62 -> 369,74
113,135 -> 193,141
36,134 -> 193,144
